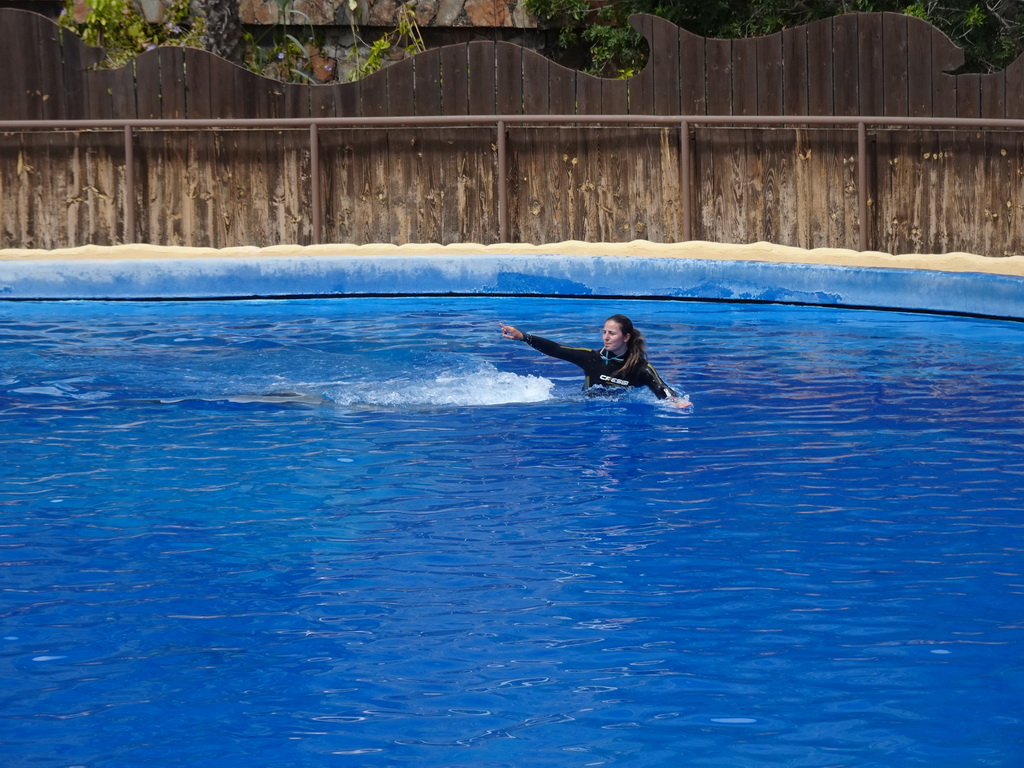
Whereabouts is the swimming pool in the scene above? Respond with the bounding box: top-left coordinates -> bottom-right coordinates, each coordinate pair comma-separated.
2,295 -> 1023,767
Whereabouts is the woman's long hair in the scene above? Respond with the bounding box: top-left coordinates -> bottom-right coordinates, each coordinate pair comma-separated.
607,314 -> 647,376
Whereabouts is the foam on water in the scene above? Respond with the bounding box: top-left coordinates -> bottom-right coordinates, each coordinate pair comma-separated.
320,362 -> 555,407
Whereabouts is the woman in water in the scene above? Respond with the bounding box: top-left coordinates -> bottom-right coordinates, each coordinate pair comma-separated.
500,314 -> 690,407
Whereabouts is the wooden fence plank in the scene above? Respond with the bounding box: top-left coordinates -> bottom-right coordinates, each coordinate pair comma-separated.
705,39 -> 732,115
495,43 -> 523,114
441,44 -> 469,115
628,14 -> 656,115
562,127 -> 585,238
576,72 -> 604,115
789,128 -> 817,247
310,84 -> 337,117
110,65 -> 138,118
0,18 -> 29,118
159,48 -> 187,119
569,127 -> 597,239
548,62 -> 577,114
208,59 -> 245,118
882,13 -> 909,116
876,14 -> 907,250
592,128 -> 631,238
931,26 -> 962,117
601,78 -> 628,114
979,72 -> 1006,119
522,51 -> 549,113
644,127 -> 683,240
732,39 -> 758,116
446,129 -> 496,243
29,12 -> 66,120
756,33 -> 783,115
414,48 -> 442,116
81,68 -> 114,120
781,26 -> 808,115
387,58 -> 416,116
1,135 -> 37,245
514,126 -> 593,240
951,131 -> 986,252
822,128 -> 858,248
468,42 -> 497,115
806,19 -> 833,115
283,80 -> 310,118
757,129 -> 780,243
1007,131 -> 1024,254
857,13 -> 883,117
137,130 -> 186,245
335,82 -> 360,116
832,15 -> 860,116
183,48 -> 213,117
413,130 -> 445,243
321,129 -> 391,244
906,17 -> 932,117
1007,56 -> 1024,119
697,126 -> 739,242
982,131 -> 1020,255
956,74 -> 981,118
135,50 -> 163,119
58,27 -> 103,119
62,131 -> 122,245
359,70 -> 389,116
263,80 -> 295,119
650,15 -> 680,115
387,128 -> 420,241
679,28 -> 706,114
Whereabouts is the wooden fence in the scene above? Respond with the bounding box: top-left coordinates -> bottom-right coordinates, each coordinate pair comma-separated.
1,9 -> 1022,255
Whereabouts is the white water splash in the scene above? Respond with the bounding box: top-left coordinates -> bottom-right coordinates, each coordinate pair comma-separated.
323,363 -> 554,407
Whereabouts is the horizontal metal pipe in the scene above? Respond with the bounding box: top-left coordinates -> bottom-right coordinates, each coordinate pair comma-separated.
2,114 -> 1024,131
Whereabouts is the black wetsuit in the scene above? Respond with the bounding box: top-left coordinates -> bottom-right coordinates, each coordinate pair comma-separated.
522,334 -> 678,399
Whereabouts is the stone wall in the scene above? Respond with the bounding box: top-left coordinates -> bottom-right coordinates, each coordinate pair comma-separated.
239,0 -> 543,82
239,0 -> 536,28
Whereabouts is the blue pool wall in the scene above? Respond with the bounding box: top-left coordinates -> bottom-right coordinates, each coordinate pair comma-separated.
1,253 -> 1022,320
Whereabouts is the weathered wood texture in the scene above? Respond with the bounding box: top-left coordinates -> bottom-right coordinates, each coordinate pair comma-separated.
1,10 -> 1022,254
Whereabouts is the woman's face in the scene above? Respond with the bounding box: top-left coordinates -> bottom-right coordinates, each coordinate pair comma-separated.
602,320 -> 631,356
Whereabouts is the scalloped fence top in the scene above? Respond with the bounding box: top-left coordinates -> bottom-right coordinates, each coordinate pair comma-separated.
2,9 -> 1022,120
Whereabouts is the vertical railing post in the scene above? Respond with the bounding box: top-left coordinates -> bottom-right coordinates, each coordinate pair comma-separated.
123,125 -> 135,244
857,120 -> 868,252
680,120 -> 692,242
310,122 -> 321,245
497,119 -> 508,243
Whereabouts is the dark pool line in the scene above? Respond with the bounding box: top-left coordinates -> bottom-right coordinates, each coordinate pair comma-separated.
6,291 -> 1023,326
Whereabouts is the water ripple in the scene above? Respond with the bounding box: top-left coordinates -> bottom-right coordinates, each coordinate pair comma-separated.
2,298 -> 1023,767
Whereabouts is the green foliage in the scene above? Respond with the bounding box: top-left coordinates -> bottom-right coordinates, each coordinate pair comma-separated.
241,3 -> 335,82
964,3 -> 985,29
524,0 -> 1023,74
583,25 -> 646,78
903,3 -> 928,19
242,29 -> 314,82
58,0 -> 202,67
523,0 -> 589,23
61,0 -> 334,82
348,4 -> 426,81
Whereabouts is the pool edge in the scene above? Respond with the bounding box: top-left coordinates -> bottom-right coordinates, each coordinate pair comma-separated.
1,245 -> 1022,320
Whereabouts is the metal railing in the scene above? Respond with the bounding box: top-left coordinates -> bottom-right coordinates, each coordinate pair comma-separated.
3,114 -> 1023,249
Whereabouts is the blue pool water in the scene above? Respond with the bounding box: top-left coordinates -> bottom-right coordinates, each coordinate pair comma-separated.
2,296 -> 1023,768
